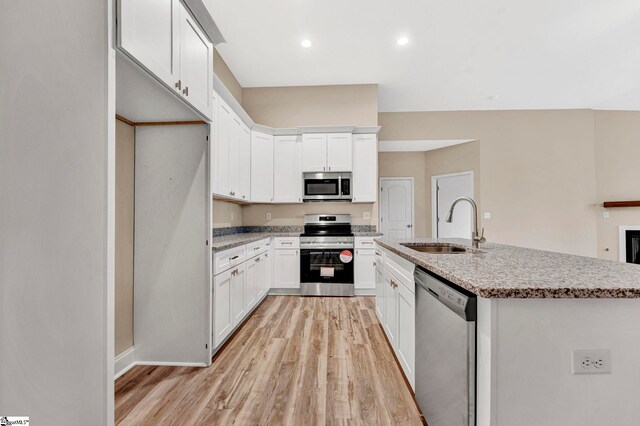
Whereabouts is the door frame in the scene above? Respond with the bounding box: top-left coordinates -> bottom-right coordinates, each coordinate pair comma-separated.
379,177 -> 415,238
431,171 -> 474,238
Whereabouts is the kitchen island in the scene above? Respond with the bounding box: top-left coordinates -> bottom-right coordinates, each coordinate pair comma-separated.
374,237 -> 640,426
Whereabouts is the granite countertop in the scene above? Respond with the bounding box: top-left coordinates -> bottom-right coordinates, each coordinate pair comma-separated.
211,232 -> 300,252
354,232 -> 383,237
375,238 -> 640,298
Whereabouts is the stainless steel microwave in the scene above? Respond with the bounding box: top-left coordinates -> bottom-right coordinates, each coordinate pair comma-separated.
302,172 -> 352,201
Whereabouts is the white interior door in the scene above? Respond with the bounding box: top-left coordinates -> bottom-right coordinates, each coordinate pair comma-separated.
434,173 -> 474,238
380,179 -> 413,239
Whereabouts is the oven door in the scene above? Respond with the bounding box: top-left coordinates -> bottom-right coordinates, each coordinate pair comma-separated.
300,248 -> 354,284
303,173 -> 341,201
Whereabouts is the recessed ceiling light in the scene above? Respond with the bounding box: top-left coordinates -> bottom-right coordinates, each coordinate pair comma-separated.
300,39 -> 312,48
397,36 -> 409,46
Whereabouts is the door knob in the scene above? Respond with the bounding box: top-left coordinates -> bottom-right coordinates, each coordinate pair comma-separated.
407,224 -> 413,228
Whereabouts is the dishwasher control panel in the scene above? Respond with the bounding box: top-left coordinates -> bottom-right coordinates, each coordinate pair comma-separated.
415,267 -> 477,321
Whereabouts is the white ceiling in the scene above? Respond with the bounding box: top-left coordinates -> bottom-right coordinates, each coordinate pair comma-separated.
204,0 -> 640,112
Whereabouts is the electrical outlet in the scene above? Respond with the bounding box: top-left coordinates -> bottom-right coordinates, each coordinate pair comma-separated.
230,212 -> 235,221
603,211 -> 610,219
572,349 -> 611,374
266,213 -> 272,221
484,212 -> 491,219
363,212 -> 371,220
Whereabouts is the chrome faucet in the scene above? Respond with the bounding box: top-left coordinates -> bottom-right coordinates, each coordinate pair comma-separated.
445,196 -> 486,248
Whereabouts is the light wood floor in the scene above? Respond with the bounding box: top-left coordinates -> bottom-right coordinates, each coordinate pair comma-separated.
115,296 -> 423,425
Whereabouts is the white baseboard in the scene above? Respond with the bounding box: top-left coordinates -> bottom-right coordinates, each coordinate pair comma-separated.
355,288 -> 375,296
135,361 -> 208,367
114,347 -> 136,380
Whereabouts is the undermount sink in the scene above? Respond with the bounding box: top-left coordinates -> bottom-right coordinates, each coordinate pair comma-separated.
402,244 -> 468,254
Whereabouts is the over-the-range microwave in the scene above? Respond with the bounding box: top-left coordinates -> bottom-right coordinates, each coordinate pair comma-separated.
302,172 -> 352,202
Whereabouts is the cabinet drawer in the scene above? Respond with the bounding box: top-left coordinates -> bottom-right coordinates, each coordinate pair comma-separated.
273,237 -> 300,249
355,237 -> 376,249
374,244 -> 385,265
246,238 -> 270,258
385,255 -> 415,294
213,245 -> 246,275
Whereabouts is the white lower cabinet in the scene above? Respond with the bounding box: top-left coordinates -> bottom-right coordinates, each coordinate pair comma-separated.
231,263 -> 246,327
212,240 -> 271,351
397,280 -> 416,389
383,271 -> 398,347
273,248 -> 300,289
213,268 -> 233,348
355,248 -> 376,292
375,244 -> 416,389
375,262 -> 385,324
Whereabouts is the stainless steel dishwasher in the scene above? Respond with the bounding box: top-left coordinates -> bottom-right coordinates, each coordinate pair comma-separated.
414,266 -> 477,426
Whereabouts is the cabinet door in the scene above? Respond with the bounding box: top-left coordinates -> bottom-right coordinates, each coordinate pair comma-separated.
327,133 -> 352,172
178,3 -> 213,118
214,99 -> 232,196
352,134 -> 378,202
397,282 -> 416,388
246,256 -> 259,310
239,124 -> 252,201
273,249 -> 300,288
302,134 -> 327,172
375,264 -> 385,324
251,132 -> 274,203
118,0 -> 179,88
213,269 -> 232,347
273,136 -> 303,203
228,115 -> 243,199
260,251 -> 272,296
355,249 -> 376,290
231,264 -> 246,327
384,273 -> 398,348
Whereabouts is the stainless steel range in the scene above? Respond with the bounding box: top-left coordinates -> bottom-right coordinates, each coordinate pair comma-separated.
300,214 -> 354,296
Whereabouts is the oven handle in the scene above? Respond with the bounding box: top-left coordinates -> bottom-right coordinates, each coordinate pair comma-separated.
300,245 -> 355,250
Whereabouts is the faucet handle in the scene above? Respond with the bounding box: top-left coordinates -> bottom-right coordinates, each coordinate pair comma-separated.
477,227 -> 486,244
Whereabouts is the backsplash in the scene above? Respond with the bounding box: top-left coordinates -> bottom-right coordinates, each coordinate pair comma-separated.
212,225 -> 376,237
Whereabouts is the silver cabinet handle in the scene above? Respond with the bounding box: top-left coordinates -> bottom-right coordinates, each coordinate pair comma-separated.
230,255 -> 239,261
182,86 -> 189,96
175,80 -> 181,90
255,257 -> 260,263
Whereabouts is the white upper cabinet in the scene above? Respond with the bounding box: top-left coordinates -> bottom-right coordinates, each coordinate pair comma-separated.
302,133 -> 352,172
214,97 -> 232,196
239,123 -> 251,201
273,135 -> 303,203
177,3 -> 213,117
327,133 -> 352,172
118,0 -> 179,87
302,134 -> 327,172
251,131 -> 274,203
117,0 -> 213,120
352,134 -> 378,203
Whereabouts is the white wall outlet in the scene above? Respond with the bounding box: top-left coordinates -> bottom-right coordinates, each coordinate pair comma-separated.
266,212 -> 272,221
483,212 -> 492,219
603,211 -> 610,219
363,211 -> 371,220
230,212 -> 235,221
572,349 -> 612,374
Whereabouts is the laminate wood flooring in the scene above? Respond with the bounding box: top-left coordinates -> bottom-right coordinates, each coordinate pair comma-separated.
115,296 -> 423,425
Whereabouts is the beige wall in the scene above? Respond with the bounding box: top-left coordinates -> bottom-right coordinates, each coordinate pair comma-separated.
595,111 -> 640,261
213,48 -> 243,104
378,152 -> 428,236
213,199 -> 243,228
380,110 -> 598,257
241,84 -> 379,227
115,120 -> 135,356
424,141 -> 481,237
242,84 -> 378,127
